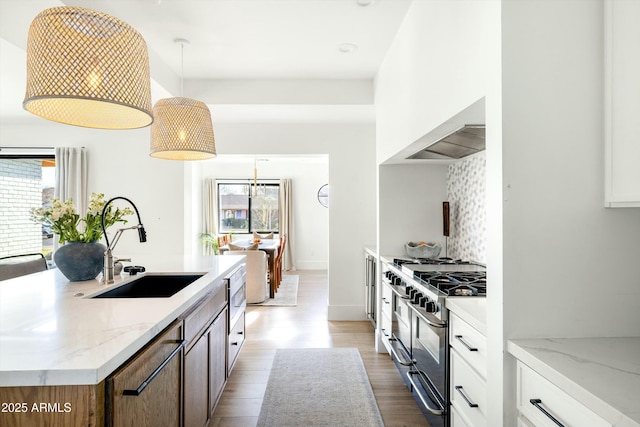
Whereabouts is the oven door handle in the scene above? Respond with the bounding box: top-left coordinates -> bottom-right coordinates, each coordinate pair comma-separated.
388,337 -> 415,366
406,370 -> 446,416
408,303 -> 447,328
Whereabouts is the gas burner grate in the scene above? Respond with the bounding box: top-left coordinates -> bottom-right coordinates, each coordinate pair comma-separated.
414,271 -> 486,296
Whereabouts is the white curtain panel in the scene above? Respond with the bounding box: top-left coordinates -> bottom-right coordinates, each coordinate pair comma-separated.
279,178 -> 296,271
202,178 -> 218,255
54,147 -> 88,250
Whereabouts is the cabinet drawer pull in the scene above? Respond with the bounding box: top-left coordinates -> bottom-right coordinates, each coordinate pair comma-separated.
455,385 -> 478,408
455,335 -> 478,351
382,297 -> 390,305
381,328 -> 389,338
123,339 -> 185,396
529,398 -> 565,427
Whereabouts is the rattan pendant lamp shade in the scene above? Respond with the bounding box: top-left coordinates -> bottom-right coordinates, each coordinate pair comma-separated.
150,97 -> 216,160
149,40 -> 216,160
23,6 -> 153,129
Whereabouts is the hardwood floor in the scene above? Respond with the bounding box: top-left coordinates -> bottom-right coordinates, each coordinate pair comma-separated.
210,270 -> 429,427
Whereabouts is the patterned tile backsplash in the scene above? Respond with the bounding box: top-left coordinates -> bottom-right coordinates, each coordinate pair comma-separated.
446,153 -> 486,264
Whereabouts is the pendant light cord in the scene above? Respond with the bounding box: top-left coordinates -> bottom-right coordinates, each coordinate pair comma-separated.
180,42 -> 184,97
174,38 -> 189,97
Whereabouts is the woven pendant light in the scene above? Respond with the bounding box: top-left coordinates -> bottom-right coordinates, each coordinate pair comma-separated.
23,6 -> 153,129
149,39 -> 216,160
150,97 -> 216,160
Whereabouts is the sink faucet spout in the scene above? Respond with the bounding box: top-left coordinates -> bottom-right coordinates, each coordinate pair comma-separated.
101,197 -> 146,284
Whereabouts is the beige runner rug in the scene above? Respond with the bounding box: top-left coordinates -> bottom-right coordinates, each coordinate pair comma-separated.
256,348 -> 385,427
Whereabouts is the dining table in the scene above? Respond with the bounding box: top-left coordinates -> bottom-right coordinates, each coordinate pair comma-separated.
218,238 -> 280,298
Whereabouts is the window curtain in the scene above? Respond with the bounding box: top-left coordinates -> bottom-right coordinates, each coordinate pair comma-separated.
54,147 -> 88,250
202,178 -> 218,255
279,178 -> 295,271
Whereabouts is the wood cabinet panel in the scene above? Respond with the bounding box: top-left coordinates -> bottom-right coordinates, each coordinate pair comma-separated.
183,282 -> 227,351
227,312 -> 245,375
184,334 -> 209,427
209,307 -> 228,414
106,321 -> 183,427
0,383 -> 104,427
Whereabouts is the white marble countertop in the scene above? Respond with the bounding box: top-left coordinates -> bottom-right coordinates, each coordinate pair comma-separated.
508,337 -> 640,427
445,297 -> 487,334
0,254 -> 245,387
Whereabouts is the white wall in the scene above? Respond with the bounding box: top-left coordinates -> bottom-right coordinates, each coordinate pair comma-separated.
197,156 -> 329,270
379,164 -> 448,257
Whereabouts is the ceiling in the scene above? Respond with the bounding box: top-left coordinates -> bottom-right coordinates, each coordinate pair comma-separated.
0,0 -> 413,124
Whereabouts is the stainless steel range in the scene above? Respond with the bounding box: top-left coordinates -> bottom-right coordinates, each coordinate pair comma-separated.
382,257 -> 486,427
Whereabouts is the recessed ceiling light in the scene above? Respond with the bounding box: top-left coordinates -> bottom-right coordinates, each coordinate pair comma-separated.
338,43 -> 358,53
356,0 -> 375,6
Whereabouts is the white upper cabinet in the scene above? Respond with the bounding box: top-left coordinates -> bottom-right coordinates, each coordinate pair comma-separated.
604,0 -> 640,207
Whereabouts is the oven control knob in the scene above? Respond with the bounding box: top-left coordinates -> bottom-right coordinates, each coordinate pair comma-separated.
419,296 -> 428,308
425,300 -> 437,313
393,276 -> 402,286
412,292 -> 423,304
405,286 -> 413,296
385,271 -> 392,279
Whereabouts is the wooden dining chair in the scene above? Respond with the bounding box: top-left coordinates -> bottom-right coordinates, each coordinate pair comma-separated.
217,234 -> 231,249
273,234 -> 287,291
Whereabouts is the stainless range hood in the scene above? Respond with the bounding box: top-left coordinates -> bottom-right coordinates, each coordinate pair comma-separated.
407,124 -> 485,160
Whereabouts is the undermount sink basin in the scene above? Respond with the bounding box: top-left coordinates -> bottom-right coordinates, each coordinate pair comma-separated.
92,274 -> 204,298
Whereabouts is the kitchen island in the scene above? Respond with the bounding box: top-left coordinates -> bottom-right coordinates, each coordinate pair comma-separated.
0,254 -> 245,387
0,254 -> 245,427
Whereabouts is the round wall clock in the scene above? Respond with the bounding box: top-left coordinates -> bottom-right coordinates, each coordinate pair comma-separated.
317,184 -> 329,208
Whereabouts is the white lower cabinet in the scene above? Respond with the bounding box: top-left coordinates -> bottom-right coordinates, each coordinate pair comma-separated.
516,361 -> 611,427
451,405 -> 471,427
517,414 -> 535,427
379,281 -> 393,353
449,312 -> 487,427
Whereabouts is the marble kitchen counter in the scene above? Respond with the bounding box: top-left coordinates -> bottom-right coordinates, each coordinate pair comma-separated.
508,337 -> 640,427
445,297 -> 487,334
0,254 -> 245,387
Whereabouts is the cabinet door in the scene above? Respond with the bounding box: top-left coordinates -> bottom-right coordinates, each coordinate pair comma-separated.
184,334 -> 209,427
209,307 -> 228,414
228,313 -> 245,375
604,0 -> 640,207
107,322 -> 183,427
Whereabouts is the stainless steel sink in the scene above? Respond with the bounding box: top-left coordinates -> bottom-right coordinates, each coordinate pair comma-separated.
92,274 -> 204,298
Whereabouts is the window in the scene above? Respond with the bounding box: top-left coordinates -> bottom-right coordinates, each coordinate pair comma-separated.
218,182 -> 279,233
0,154 -> 56,258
